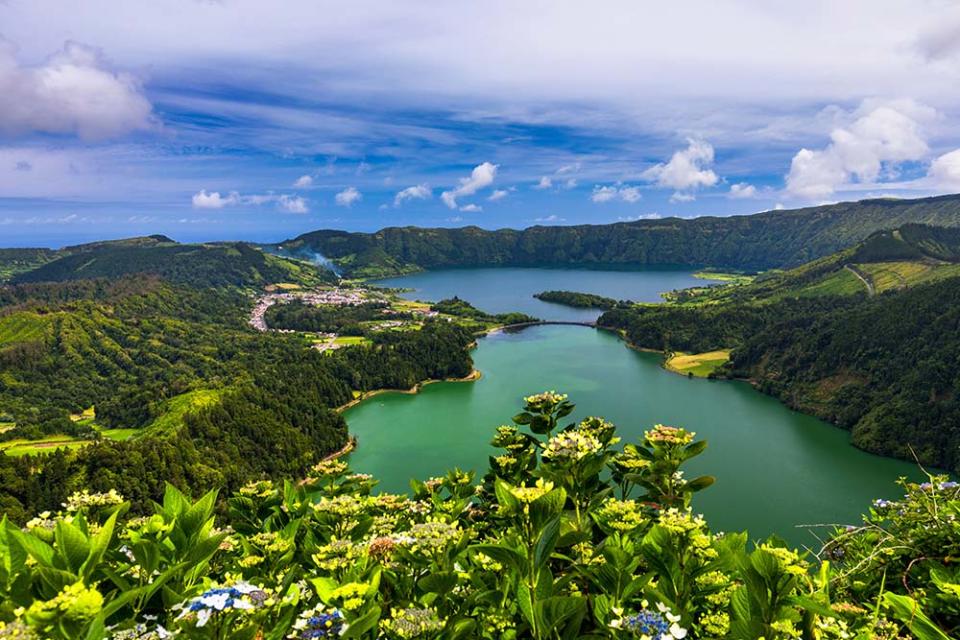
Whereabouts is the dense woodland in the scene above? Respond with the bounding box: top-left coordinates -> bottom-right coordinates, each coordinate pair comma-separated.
0,262 -> 477,521
271,194 -> 960,276
600,274 -> 960,472
264,300 -> 399,334
534,290 -> 624,309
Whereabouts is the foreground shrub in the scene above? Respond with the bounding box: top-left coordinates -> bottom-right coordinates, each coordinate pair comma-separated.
0,392 -> 955,638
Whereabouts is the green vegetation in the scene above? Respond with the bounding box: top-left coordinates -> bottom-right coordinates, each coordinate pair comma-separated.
0,238 -> 482,521
269,193 -> 960,276
0,248 -> 57,283
533,290 -> 623,309
600,227 -> 960,473
265,300 -> 400,334
14,239 -> 332,288
0,392 -> 956,639
430,296 -> 538,326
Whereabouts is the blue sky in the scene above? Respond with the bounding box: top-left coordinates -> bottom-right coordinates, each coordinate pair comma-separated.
2,1 -> 960,247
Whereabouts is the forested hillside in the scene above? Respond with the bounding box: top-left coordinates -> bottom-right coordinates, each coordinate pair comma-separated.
271,194 -> 960,276
599,228 -> 960,472
0,242 -> 478,521
13,239 -> 331,288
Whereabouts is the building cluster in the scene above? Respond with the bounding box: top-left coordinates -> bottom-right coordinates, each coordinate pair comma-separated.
248,288 -> 374,332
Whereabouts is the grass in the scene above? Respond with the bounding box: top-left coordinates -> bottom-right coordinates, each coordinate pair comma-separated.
794,268 -> 866,298
693,271 -> 755,285
1,435 -> 88,457
138,389 -> 224,437
664,350 -> 731,377
332,336 -> 373,347
0,312 -> 50,347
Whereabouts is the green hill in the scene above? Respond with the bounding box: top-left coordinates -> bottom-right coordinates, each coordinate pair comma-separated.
270,193 -> 960,276
598,228 -> 960,472
12,240 -> 333,288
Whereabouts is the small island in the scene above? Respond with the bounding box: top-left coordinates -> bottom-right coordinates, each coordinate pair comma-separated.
533,289 -> 625,309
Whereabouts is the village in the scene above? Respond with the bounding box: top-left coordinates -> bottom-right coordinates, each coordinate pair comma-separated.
248,285 -> 442,351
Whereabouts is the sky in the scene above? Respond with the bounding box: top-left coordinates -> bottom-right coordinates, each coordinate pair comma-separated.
2,1 -> 960,247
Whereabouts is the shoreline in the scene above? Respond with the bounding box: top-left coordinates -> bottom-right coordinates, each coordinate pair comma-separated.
336,368 -> 483,413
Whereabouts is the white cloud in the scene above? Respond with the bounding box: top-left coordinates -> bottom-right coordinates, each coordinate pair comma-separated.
591,183 -> 641,203
279,194 -> 308,213
459,203 -> 482,212
488,188 -> 512,201
191,189 -> 308,212
192,189 -> 239,209
535,214 -> 565,222
785,100 -> 933,198
441,161 -> 497,209
618,213 -> 661,221
928,149 -> 960,189
642,138 -> 719,193
728,182 -> 757,198
0,38 -> 153,140
293,174 -> 314,187
335,186 -> 362,207
394,183 -> 431,206
670,193 -> 696,203
533,176 -> 553,190
535,164 -> 581,191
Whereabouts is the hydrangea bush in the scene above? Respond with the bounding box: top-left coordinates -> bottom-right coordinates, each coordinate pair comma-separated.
0,392 -> 955,639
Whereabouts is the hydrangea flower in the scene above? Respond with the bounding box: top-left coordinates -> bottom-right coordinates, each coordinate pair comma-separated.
595,497 -> 646,532
645,425 -> 695,446
289,605 -> 348,639
175,581 -> 267,627
63,488 -> 124,512
508,478 -> 554,503
610,603 -> 687,639
523,391 -> 569,412
381,607 -> 445,639
542,430 -> 603,463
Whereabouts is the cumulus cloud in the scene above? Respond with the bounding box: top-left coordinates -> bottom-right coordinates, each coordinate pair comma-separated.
535,214 -> 565,223
335,186 -> 362,207
293,174 -> 314,187
534,164 -> 581,191
591,183 -> 641,203
279,194 -> 308,213
914,11 -> 960,61
441,161 -> 498,209
459,203 -> 482,212
642,139 -> 719,194
191,189 -> 308,212
394,183 -> 431,206
928,149 -> 960,189
618,213 -> 661,221
785,100 -> 933,199
192,189 -> 239,209
0,38 -> 153,140
670,193 -> 696,203
488,188 -> 510,201
728,182 -> 757,198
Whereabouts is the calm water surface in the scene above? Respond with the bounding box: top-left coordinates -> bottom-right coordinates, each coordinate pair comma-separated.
374,267 -> 709,321
346,324 -> 922,548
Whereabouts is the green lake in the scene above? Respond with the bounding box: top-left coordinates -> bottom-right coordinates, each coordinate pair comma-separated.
350,268 -> 923,548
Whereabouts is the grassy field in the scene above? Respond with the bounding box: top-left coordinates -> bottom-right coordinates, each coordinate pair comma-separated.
332,336 -> 373,347
138,389 -> 224,437
857,261 -> 960,293
664,350 -> 731,377
1,435 -> 89,456
793,268 -> 867,297
0,312 -> 50,347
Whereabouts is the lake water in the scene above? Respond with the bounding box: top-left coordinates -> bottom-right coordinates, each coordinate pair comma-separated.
373,267 -> 709,322
350,268 -> 923,547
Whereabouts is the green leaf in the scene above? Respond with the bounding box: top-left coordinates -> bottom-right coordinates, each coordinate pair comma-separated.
418,571 -> 458,594
54,520 -> 90,574
883,592 -> 952,640
533,517 -> 560,570
686,475 -> 715,492
494,479 -> 520,513
81,508 -> 120,582
342,606 -> 381,640
517,582 -> 536,631
471,544 -> 525,573
534,596 -> 586,640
